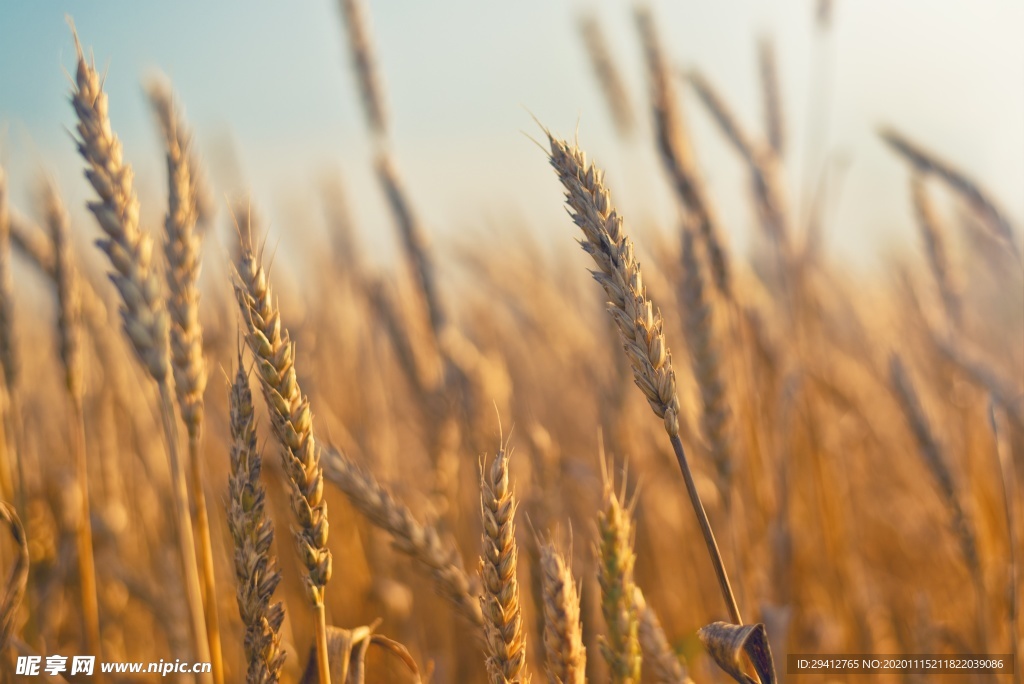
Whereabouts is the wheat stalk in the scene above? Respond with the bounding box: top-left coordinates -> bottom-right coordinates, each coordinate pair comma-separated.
538,541 -> 585,684
228,354 -> 286,684
479,446 -> 528,683
68,26 -> 212,679
545,132 -> 742,626
233,231 -> 332,683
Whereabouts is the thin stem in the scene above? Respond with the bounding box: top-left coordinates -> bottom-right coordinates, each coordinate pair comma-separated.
668,433 -> 742,625
157,381 -> 213,684
189,434 -> 224,684
314,601 -> 331,684
71,396 -> 102,665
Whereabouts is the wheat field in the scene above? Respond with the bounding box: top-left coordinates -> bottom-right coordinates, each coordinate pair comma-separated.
0,2 -> 1021,683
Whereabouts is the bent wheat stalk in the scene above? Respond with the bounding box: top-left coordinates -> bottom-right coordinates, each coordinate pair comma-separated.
545,132 -> 742,626
68,25 -> 212,679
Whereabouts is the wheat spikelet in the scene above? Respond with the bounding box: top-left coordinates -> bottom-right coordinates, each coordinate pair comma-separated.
228,355 -> 286,684
70,29 -> 170,383
233,231 -> 332,681
42,177 -> 103,661
152,79 -> 224,683
338,0 -> 389,138
479,446 -> 528,683
69,27 -> 212,677
634,5 -> 732,297
146,75 -> 215,231
596,470 -> 640,684
889,355 -> 988,648
687,70 -> 791,251
376,150 -> 446,339
758,38 -> 784,157
577,11 -> 635,138
909,176 -> 961,329
42,181 -> 83,400
538,541 -> 585,684
321,445 -> 484,627
546,134 -> 680,436
881,128 -> 1019,259
546,130 -> 742,626
680,227 -> 731,503
634,588 -> 693,684
157,91 -> 207,443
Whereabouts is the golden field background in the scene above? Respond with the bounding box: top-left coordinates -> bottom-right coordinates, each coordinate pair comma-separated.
0,1 -> 1021,682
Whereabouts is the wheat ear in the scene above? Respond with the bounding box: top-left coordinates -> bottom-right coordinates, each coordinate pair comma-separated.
42,178 -> 103,662
337,0 -> 389,138
686,70 -> 791,251
634,5 -> 732,298
479,446 -> 528,683
153,79 -> 223,684
538,541 -> 585,684
146,75 -> 215,231
758,38 -> 784,157
321,445 -> 483,627
234,233 -> 332,683
889,355 -> 988,649
228,353 -> 286,684
577,11 -> 636,138
596,469 -> 641,684
546,132 -> 742,625
881,128 -> 1019,260
634,588 -> 693,684
680,227 -> 732,504
68,25 -> 212,678
909,175 -> 961,329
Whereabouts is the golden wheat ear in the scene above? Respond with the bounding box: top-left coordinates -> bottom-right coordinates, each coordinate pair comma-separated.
233,231 -> 333,682
479,445 -> 529,683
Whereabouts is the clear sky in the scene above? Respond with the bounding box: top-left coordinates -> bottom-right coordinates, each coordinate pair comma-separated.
1,0 -> 1021,275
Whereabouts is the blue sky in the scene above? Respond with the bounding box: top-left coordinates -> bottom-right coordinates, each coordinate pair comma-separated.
1,0 -> 1022,274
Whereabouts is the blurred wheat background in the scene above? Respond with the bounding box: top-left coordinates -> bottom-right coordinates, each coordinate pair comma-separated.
0,1 -> 1021,683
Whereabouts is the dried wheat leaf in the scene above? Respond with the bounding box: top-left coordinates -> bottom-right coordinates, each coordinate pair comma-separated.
698,621 -> 776,684
299,622 -> 421,684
